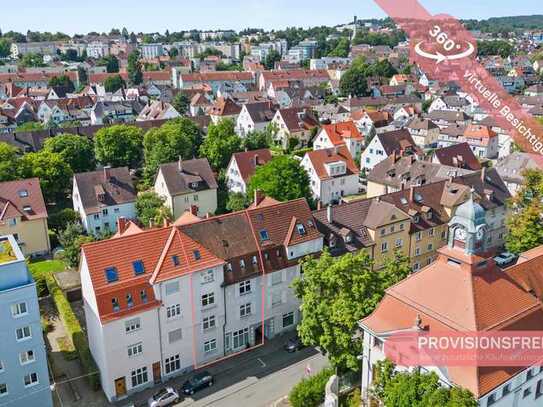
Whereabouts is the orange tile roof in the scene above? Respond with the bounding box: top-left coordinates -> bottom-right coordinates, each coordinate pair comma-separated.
305,146 -> 359,180
321,121 -> 363,146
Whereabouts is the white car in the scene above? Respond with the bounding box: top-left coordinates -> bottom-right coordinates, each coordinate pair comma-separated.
148,386 -> 179,407
493,252 -> 517,267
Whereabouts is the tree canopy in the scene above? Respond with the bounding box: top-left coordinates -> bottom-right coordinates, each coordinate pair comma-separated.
98,55 -> 120,73
135,191 -> 172,227
94,125 -> 143,168
0,142 -> 20,182
172,93 -> 190,116
199,119 -> 243,170
43,134 -> 95,174
247,155 -> 311,203
128,50 -> 143,85
477,40 -> 515,58
103,74 -> 126,93
48,75 -> 75,92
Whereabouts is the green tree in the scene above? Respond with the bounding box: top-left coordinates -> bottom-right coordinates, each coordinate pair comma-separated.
0,38 -> 12,58
94,125 -> 143,168
288,368 -> 334,407
135,191 -> 172,227
172,93 -> 190,115
128,50 -> 143,85
226,192 -> 248,212
243,125 -> 275,150
16,122 -> 44,132
247,155 -> 311,203
143,118 -> 202,184
18,151 -> 73,203
199,119 -> 243,170
43,134 -> 95,173
328,37 -> 350,58
506,169 -> 543,253
103,74 -> 126,93
98,55 -> 120,73
58,222 -> 94,268
339,62 -> 368,97
19,53 -> 45,67
0,142 -> 20,182
264,49 -> 282,70
48,75 -> 75,91
48,208 -> 80,233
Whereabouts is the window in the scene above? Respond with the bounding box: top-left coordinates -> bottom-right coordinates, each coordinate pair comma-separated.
239,280 -> 251,295
8,218 -> 16,227
380,229 -> 385,236
204,339 -> 217,353
416,232 -> 422,241
536,379 -> 543,398
252,255 -> 258,265
11,302 -> 27,317
272,291 -> 282,307
18,189 -> 28,198
381,242 -> 388,253
126,293 -> 134,308
165,281 -> 180,295
193,250 -> 201,260
0,361 -> 4,372
168,328 -> 183,344
201,293 -> 215,307
487,393 -> 496,406
240,259 -> 246,269
102,209 -> 108,216
259,230 -> 270,241
16,326 -> 31,341
18,350 -> 35,366
193,194 -> 199,202
125,318 -> 141,333
225,263 -> 232,272
413,263 -> 420,271
0,384 -> 6,397
282,312 -> 294,328
112,297 -> 120,312
127,343 -> 143,358
399,223 -> 404,230
203,315 -> 216,330
114,208 -> 120,213
165,354 -> 180,374
523,387 -> 532,398
167,304 -> 181,319
131,367 -> 148,388
140,290 -> 148,304
240,303 -> 252,317
105,267 -> 118,283
502,383 -> 512,396
441,230 -> 447,239
93,214 -> 100,220
390,225 -> 395,233
296,224 -> 306,235
428,228 -> 434,236
132,260 -> 145,276
395,238 -> 403,248
172,255 -> 180,266
24,373 -> 38,387
277,249 -> 282,258
272,272 -> 282,286
202,269 -> 214,284
415,247 -> 421,256
427,243 -> 433,251
233,328 -> 249,349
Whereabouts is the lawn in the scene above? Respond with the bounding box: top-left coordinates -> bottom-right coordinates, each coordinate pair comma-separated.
28,259 -> 66,297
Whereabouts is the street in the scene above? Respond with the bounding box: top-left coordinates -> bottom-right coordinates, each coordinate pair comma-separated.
120,333 -> 328,407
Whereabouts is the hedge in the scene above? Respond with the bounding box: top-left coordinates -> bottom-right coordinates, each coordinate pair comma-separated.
289,367 -> 334,407
45,273 -> 101,390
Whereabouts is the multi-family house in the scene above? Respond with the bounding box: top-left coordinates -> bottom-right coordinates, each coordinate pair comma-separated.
73,167 -> 137,235
80,195 -> 323,402
0,235 -> 53,407
136,101 -> 180,121
0,178 -> 50,257
208,97 -> 242,124
438,124 -> 499,159
313,198 -> 411,270
91,100 -> 144,125
425,110 -> 472,129
405,117 -> 440,148
177,72 -> 255,94
270,107 -> 319,149
360,129 -> 419,171
225,149 -> 272,194
359,198 -> 543,407
313,121 -> 364,159
301,146 -> 360,205
351,110 -> 393,138
430,142 -> 482,171
154,158 -> 218,219
258,70 -> 330,91
495,152 -> 543,195
236,101 -> 278,137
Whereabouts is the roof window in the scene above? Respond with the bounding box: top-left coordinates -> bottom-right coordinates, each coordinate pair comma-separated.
132,260 -> 145,276
105,267 -> 118,283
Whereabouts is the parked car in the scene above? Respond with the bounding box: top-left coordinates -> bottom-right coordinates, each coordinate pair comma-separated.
493,252 -> 517,267
148,386 -> 179,407
284,335 -> 305,353
181,371 -> 214,395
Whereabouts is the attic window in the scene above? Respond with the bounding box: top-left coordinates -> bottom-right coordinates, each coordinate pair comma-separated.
414,193 -> 423,203
296,224 -> 306,236
132,260 -> 145,276
191,182 -> 199,188
105,267 -> 118,283
307,219 -> 314,227
400,197 -> 408,205
18,189 -> 28,198
447,258 -> 462,267
172,255 -> 180,266
193,250 -> 201,260
259,230 -> 270,241
23,205 -> 32,212
225,263 -> 232,272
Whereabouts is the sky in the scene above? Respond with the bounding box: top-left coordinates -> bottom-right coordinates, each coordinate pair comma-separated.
0,0 -> 541,35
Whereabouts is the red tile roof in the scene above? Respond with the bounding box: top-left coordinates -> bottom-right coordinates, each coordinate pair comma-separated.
305,146 -> 359,180
181,72 -> 253,82
321,121 -> 363,146
230,149 -> 272,183
0,178 -> 47,223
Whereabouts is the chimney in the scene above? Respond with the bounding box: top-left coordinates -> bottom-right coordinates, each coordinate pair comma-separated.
103,166 -> 111,182
254,154 -> 259,166
117,217 -> 128,234
178,156 -> 183,173
326,205 -> 333,223
163,217 -> 170,227
481,167 -> 486,182
391,150 -> 397,163
190,205 -> 199,216
254,189 -> 264,206
409,186 -> 415,202
317,200 -> 322,211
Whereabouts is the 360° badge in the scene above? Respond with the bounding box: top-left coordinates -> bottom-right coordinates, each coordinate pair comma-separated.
414,25 -> 475,64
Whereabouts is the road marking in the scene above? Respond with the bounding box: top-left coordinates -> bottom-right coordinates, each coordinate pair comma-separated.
270,395 -> 288,407
257,358 -> 266,368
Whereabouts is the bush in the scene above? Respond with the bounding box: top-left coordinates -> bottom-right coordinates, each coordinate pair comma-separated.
45,274 -> 101,390
289,367 -> 334,407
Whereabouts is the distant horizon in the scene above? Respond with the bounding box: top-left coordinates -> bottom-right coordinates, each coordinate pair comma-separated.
0,1 -> 541,36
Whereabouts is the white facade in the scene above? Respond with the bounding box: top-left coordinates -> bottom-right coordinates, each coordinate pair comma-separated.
87,42 -> 110,59
225,158 -> 247,194
313,128 -> 363,159
360,136 -> 387,170
140,44 -> 164,59
236,105 -> 268,137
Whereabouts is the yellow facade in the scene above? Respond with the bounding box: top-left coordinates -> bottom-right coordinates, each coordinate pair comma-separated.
409,223 -> 449,271
368,219 -> 411,270
0,216 -> 50,256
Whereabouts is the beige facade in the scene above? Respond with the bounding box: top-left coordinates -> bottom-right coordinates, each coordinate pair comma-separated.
369,219 -> 411,270
0,216 -> 50,256
408,223 -> 448,271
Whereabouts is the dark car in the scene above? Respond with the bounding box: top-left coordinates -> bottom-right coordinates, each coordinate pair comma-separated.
181,371 -> 214,395
284,335 -> 305,352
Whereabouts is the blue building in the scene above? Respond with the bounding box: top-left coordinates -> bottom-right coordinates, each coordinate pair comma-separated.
0,235 -> 52,407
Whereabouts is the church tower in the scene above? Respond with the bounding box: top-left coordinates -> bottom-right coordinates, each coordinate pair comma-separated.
448,189 -> 488,255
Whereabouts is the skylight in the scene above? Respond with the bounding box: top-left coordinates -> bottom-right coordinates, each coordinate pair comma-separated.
132,260 -> 145,276
193,250 -> 201,260
18,189 -> 28,198
172,255 -> 180,266
296,223 -> 306,235
105,267 -> 118,283
259,229 -> 270,241
400,197 -> 408,205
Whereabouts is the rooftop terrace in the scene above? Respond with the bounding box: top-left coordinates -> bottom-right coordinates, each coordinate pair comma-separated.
0,238 -> 17,265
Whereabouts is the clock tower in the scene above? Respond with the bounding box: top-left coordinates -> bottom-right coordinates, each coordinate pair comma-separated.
448,189 -> 487,255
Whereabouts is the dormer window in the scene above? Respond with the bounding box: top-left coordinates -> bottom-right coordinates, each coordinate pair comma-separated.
132,260 -> 144,276
225,263 -> 232,272
252,255 -> 258,265
23,205 -> 32,212
172,255 -> 180,266
193,250 -> 201,260
105,267 -> 118,283
259,230 -> 270,241
18,190 -> 28,198
240,259 -> 246,269
296,224 -> 306,236
140,290 -> 148,304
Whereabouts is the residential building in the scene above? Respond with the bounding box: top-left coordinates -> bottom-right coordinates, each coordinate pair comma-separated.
177,72 -> 254,94
81,196 -> 323,402
495,152 -> 543,195
208,97 -> 242,124
301,146 -> 360,205
313,121 -> 364,159
73,167 -> 137,235
11,42 -> 57,58
0,178 -> 50,257
0,235 -> 53,407
140,44 -> 164,60
270,107 -> 319,149
360,129 -> 419,171
87,42 -> 110,59
136,101 -> 180,121
359,197 -> 543,407
430,142 -> 482,171
405,117 -> 440,148
438,124 -> 500,159
226,149 -> 272,194
236,101 -> 277,137
154,158 -> 218,219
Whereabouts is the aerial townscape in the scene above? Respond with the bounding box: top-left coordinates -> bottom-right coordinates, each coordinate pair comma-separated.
1,4 -> 543,407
